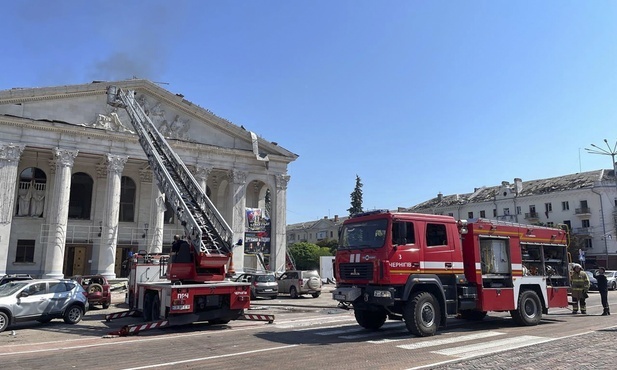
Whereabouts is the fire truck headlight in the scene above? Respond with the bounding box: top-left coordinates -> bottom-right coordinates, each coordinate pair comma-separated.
373,290 -> 391,298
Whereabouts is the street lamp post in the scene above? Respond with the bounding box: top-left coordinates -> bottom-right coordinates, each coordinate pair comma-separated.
585,139 -> 617,268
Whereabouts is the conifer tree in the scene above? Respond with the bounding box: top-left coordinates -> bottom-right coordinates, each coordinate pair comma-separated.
347,175 -> 364,216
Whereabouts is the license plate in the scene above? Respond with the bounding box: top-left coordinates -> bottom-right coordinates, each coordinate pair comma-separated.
334,294 -> 346,300
264,289 -> 273,292
172,305 -> 191,310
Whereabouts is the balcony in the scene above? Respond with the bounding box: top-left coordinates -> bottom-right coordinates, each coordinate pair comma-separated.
524,212 -> 540,221
572,227 -> 593,238
575,207 -> 591,216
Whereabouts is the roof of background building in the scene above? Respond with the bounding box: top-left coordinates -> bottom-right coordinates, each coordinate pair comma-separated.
407,169 -> 614,211
286,216 -> 348,231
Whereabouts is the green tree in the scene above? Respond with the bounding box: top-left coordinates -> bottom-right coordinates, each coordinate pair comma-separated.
316,238 -> 338,256
288,242 -> 332,270
348,174 -> 363,216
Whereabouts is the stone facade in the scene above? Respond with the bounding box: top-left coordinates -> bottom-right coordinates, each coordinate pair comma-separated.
0,79 -> 297,278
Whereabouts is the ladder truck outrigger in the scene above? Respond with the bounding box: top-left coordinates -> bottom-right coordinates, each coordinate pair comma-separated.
104,86 -> 274,336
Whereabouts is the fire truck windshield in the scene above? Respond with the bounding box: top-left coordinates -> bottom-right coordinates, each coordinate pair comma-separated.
339,219 -> 388,250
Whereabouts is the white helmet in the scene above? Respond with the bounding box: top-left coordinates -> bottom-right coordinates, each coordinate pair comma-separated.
572,263 -> 582,270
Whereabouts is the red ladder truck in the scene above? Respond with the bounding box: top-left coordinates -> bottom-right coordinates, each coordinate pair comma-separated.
104,86 -> 273,335
332,210 -> 570,337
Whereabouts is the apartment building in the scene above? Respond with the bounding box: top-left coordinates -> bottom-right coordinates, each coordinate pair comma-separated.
286,215 -> 346,246
405,170 -> 617,269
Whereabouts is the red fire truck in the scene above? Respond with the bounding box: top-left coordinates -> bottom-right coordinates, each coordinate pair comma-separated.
332,210 -> 570,337
104,86 -> 273,335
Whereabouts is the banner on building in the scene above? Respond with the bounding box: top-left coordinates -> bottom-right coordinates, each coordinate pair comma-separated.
245,208 -> 271,254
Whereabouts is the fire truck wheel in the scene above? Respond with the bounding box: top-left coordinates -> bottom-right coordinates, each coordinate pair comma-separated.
354,309 -> 387,330
290,286 -> 299,299
143,293 -> 153,322
63,305 -> 84,324
510,290 -> 542,326
151,294 -> 161,321
404,291 -> 440,337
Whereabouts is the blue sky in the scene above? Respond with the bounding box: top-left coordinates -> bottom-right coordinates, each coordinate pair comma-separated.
4,1 -> 617,224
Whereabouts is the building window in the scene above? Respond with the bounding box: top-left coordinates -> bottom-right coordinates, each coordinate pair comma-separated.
68,172 -> 93,219
468,212 -> 473,219
448,213 -> 454,217
480,210 -> 486,218
15,239 -> 35,263
562,201 -> 569,211
584,239 -> 593,249
317,231 -> 327,240
503,208 -> 510,215
545,203 -> 552,213
516,206 -> 521,215
582,219 -> 590,228
547,222 -> 554,227
16,167 -> 47,217
119,176 -> 136,222
493,209 -> 497,217
330,231 -> 334,238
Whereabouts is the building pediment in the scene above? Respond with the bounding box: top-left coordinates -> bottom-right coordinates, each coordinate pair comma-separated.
0,79 -> 297,162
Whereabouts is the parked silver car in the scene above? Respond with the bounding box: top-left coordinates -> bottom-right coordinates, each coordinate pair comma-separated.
604,270 -> 617,290
0,279 -> 89,333
277,270 -> 322,298
234,272 -> 278,299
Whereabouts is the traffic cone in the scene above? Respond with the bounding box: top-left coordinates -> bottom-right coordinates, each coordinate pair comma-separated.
227,252 -> 235,276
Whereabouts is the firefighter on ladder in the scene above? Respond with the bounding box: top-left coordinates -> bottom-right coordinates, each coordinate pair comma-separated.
571,263 -> 590,314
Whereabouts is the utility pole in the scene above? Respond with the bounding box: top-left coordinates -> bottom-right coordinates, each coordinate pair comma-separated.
585,139 -> 617,268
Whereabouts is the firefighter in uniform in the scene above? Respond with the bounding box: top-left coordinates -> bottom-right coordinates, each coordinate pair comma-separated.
571,263 -> 590,314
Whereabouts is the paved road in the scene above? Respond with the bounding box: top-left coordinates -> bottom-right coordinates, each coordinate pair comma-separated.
1,287 -> 616,369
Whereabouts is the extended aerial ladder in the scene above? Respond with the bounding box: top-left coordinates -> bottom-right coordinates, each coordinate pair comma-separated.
106,86 -> 236,281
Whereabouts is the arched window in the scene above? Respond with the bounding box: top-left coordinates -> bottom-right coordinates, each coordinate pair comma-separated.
16,167 -> 47,217
68,172 -> 93,219
119,176 -> 136,222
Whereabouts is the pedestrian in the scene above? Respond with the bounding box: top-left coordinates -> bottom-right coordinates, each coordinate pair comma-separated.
596,266 -> 610,315
571,263 -> 590,314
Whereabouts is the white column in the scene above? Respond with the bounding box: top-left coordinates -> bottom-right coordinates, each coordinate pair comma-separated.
43,148 -> 78,278
273,174 -> 290,273
194,166 -> 211,194
93,154 -> 127,279
0,143 -> 25,275
229,169 -> 247,272
149,180 -> 165,253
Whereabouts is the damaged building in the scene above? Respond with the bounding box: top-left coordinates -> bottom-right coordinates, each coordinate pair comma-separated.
0,79 -> 297,278
406,170 -> 617,268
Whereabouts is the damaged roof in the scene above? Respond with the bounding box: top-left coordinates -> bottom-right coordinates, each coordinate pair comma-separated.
408,169 -> 613,211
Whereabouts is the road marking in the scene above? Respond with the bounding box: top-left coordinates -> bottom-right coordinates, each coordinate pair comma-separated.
397,331 -> 505,350
275,316 -> 355,329
433,335 -> 551,357
122,344 -> 299,370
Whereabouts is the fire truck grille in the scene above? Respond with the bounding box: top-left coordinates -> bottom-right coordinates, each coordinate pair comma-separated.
339,263 -> 373,280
